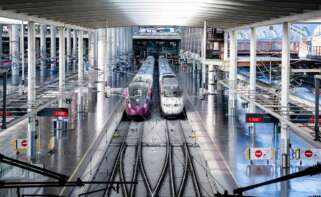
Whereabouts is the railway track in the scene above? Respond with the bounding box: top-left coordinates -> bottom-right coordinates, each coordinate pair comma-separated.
83,119 -> 209,197
173,120 -> 202,197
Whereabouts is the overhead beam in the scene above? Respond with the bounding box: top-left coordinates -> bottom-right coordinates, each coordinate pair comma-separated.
0,8 -> 92,31
227,9 -> 321,31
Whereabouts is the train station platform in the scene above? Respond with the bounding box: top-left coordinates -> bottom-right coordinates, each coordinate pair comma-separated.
0,71 -> 130,196
177,67 -> 321,196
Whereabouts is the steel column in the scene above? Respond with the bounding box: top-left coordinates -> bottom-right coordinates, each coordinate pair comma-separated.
78,31 -> 84,82
116,28 -> 120,58
128,27 -> 132,54
111,28 -> 116,65
2,72 -> 7,129
224,31 -> 229,61
40,24 -> 46,77
59,27 -> 65,92
119,27 -> 123,55
249,27 -> 256,113
72,30 -> 77,71
281,22 -> 290,168
0,25 -> 2,66
21,22 -> 25,86
228,30 -> 237,116
106,28 -> 112,85
88,32 -> 96,89
314,77 -> 320,141
88,32 -> 95,67
27,21 -> 36,160
50,25 -> 56,73
125,27 -> 128,55
97,29 -> 106,92
66,28 -> 71,71
208,64 -> 215,95
202,21 -> 207,91
11,25 -> 19,85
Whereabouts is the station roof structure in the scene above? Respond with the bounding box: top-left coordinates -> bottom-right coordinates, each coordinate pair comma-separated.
0,0 -> 321,29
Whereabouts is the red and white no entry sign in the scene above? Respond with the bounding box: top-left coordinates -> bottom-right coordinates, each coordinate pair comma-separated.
255,150 -> 263,158
245,147 -> 275,160
21,139 -> 28,148
16,139 -> 28,150
304,149 -> 313,158
294,148 -> 321,161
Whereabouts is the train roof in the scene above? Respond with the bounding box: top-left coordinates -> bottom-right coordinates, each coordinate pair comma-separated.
159,57 -> 175,77
129,81 -> 149,88
163,77 -> 179,86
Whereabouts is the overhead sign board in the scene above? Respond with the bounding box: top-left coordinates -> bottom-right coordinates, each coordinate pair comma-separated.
294,148 -> 321,161
37,108 -> 69,117
245,147 -> 275,160
246,113 -> 277,123
0,108 -> 27,117
290,115 -> 321,124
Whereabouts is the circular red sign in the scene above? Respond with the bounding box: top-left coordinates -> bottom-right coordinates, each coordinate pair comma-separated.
21,140 -> 28,147
304,150 -> 313,158
255,150 -> 263,158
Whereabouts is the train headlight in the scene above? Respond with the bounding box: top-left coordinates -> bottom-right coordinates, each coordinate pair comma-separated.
163,103 -> 170,107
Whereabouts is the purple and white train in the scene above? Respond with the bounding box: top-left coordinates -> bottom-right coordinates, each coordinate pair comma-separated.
124,56 -> 155,118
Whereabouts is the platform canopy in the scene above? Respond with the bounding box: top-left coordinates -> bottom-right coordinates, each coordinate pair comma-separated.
0,0 -> 321,29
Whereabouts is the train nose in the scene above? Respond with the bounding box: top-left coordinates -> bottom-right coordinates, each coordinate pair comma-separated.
127,105 -> 147,116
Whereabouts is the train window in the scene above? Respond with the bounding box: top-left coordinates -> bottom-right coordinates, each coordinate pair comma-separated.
129,86 -> 147,98
163,86 -> 182,97
162,76 -> 178,85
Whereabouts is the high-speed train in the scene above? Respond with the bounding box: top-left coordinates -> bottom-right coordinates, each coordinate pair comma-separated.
124,56 -> 155,118
159,56 -> 184,117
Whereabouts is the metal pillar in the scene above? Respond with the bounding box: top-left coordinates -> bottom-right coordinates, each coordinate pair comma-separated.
97,29 -> 106,92
11,25 -> 19,85
72,30 -> 77,71
281,22 -> 290,168
50,25 -> 56,73
119,27 -> 124,56
59,27 -> 65,92
40,24 -> 46,77
0,25 -> 3,66
88,32 -> 96,89
224,31 -> 229,61
21,22 -> 25,87
106,28 -> 112,85
0,25 -> 2,66
249,27 -> 256,113
66,28 -> 71,71
123,27 -> 127,55
208,64 -> 215,95
119,27 -> 123,56
111,28 -> 116,65
27,21 -> 36,160
88,32 -> 95,67
201,21 -> 207,91
128,27 -> 132,54
314,76 -> 321,141
228,30 -> 237,116
78,31 -> 84,82
2,72 -> 7,129
124,27 -> 128,55
116,28 -> 120,59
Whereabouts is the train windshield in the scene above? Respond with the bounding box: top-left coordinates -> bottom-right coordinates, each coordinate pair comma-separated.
163,86 -> 182,97
162,76 -> 176,84
128,85 -> 148,105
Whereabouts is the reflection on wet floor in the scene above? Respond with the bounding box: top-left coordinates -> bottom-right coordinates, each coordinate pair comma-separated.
178,65 -> 321,196
0,68 -> 132,196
